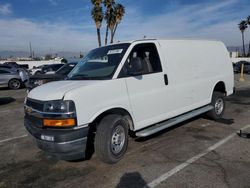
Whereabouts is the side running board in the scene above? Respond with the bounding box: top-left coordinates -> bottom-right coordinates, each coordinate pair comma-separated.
136,105 -> 213,137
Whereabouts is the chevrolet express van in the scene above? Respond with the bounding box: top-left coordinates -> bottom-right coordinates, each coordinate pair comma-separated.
24,39 -> 234,164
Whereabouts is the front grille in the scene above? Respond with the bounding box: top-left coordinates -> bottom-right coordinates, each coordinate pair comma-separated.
26,98 -> 44,111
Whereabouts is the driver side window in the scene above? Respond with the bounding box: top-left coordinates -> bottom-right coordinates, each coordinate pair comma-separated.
119,43 -> 162,77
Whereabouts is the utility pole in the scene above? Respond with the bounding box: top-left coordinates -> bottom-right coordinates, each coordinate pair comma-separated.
29,42 -> 32,59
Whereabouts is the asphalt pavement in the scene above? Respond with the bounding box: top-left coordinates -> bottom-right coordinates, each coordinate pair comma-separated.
0,74 -> 249,188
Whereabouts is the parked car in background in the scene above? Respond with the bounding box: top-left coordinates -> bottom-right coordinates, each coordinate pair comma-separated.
27,62 -> 77,90
0,64 -> 18,71
234,61 -> 250,73
0,68 -> 22,89
29,65 -> 48,75
41,64 -> 64,74
4,61 -> 29,69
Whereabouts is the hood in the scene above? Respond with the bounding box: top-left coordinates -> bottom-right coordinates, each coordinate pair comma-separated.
28,80 -> 102,101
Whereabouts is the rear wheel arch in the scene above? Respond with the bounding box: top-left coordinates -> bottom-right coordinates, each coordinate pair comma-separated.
213,81 -> 226,96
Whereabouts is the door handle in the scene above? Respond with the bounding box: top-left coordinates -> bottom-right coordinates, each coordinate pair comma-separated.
164,74 -> 168,85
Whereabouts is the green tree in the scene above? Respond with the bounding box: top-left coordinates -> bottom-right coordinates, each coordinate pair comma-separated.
90,0 -> 125,46
104,0 -> 115,45
238,20 -> 248,57
91,0 -> 104,47
110,3 -> 125,43
247,15 -> 250,26
247,16 -> 250,56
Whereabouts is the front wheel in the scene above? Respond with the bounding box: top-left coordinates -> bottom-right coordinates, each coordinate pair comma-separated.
95,114 -> 129,164
207,92 -> 225,120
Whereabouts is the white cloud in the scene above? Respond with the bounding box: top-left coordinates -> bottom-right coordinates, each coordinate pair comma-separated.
0,0 -> 248,53
0,18 -> 97,52
115,0 -> 250,47
49,0 -> 59,6
0,3 -> 12,15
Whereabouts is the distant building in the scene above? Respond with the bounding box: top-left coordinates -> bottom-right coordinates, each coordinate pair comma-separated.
229,51 -> 239,58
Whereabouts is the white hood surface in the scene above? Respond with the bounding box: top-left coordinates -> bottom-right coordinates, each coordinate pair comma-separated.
28,80 -> 101,101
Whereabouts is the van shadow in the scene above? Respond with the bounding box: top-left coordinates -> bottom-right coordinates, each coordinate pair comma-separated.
0,97 -> 16,105
116,172 -> 148,188
202,117 -> 234,125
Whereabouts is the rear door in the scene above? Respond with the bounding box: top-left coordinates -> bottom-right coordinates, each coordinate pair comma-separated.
118,43 -> 168,130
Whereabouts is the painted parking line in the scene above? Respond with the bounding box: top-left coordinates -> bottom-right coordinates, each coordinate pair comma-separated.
145,124 -> 250,188
0,134 -> 28,144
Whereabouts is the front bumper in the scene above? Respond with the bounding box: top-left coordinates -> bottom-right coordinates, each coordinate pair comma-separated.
24,119 -> 89,160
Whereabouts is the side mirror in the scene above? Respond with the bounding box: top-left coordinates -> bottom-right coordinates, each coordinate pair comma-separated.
127,57 -> 143,76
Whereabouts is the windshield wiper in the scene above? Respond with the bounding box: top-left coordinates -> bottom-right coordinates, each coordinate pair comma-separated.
68,74 -> 94,80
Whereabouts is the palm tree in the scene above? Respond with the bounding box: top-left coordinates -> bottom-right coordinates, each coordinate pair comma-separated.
238,20 -> 248,57
91,0 -> 103,47
104,0 -> 114,45
247,16 -> 250,56
110,3 -> 125,43
91,0 -> 102,7
247,15 -> 250,25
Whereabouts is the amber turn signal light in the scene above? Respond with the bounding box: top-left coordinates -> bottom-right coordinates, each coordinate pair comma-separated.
43,119 -> 75,127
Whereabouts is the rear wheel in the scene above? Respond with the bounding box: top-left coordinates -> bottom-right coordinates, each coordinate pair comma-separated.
95,114 -> 129,164
207,92 -> 225,120
8,79 -> 21,90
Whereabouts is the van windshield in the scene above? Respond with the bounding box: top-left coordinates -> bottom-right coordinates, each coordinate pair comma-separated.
67,43 -> 130,80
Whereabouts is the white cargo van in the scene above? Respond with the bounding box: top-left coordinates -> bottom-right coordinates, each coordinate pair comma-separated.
24,39 -> 234,164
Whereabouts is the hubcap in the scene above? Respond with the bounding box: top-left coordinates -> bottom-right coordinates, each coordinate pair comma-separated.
215,98 -> 224,115
11,80 -> 20,89
111,125 -> 125,154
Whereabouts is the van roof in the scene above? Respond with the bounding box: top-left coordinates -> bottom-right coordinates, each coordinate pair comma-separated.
107,38 -> 222,45
102,38 -> 223,48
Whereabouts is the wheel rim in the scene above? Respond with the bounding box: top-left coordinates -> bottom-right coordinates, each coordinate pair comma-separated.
10,80 -> 20,89
215,98 -> 224,115
111,125 -> 126,155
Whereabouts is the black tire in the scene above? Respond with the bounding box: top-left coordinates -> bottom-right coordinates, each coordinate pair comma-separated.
95,114 -> 129,164
8,79 -> 21,90
207,92 -> 225,120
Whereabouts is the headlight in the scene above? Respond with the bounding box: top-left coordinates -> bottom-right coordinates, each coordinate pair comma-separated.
43,100 -> 76,113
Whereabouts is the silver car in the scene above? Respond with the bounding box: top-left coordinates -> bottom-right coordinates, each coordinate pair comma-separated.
0,68 -> 22,89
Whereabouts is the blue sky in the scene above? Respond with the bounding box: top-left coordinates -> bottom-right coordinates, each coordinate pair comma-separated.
0,0 -> 249,53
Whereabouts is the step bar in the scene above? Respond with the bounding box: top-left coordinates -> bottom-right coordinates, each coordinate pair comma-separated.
136,105 -> 213,137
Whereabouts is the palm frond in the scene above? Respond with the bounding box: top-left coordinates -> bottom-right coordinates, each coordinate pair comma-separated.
247,16 -> 250,25
91,6 -> 104,28
238,20 -> 248,32
91,0 -> 102,7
